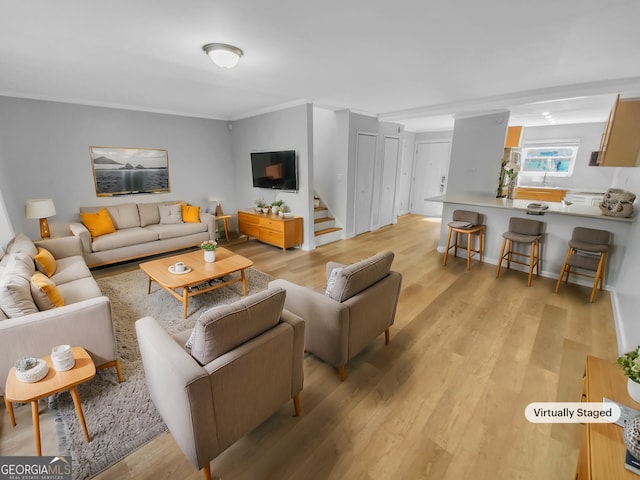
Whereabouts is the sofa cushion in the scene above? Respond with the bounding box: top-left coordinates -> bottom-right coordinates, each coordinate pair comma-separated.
56,277 -> 103,305
144,222 -> 207,240
0,252 -> 39,317
159,204 -> 182,224
30,272 -> 64,310
189,287 -> 286,365
80,208 -> 117,238
327,251 -> 394,302
91,227 -> 159,252
106,203 -> 140,229
181,204 -> 200,223
34,247 -> 57,277
49,256 -> 92,285
7,233 -> 38,259
138,202 -> 160,227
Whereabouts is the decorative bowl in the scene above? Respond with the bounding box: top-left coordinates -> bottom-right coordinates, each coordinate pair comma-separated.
16,359 -> 49,383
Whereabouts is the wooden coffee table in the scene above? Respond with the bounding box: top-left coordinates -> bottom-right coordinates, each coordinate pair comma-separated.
4,346 -> 96,455
139,247 -> 254,319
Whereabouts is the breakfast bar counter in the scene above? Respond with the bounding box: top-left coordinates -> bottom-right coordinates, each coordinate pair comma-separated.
430,193 -> 635,288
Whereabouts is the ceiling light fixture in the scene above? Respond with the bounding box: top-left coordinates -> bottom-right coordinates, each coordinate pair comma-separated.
202,43 -> 243,69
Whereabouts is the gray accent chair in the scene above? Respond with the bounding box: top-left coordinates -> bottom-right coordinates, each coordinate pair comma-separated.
135,287 -> 305,480
270,251 -> 402,381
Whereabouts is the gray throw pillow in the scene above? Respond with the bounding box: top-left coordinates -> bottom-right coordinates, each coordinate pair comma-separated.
158,204 -> 182,224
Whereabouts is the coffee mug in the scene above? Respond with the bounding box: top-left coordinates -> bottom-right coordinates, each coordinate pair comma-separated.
174,261 -> 185,272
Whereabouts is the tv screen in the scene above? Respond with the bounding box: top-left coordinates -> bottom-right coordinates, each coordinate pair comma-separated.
251,150 -> 297,190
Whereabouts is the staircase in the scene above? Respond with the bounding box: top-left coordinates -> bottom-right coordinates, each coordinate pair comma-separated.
314,201 -> 342,246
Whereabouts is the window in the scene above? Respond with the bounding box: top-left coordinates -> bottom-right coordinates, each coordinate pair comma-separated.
521,143 -> 579,176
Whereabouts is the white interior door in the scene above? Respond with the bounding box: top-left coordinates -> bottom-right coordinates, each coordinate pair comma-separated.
354,132 -> 377,235
378,136 -> 400,227
410,141 -> 451,217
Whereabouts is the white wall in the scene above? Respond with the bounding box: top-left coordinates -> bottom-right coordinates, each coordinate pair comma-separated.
518,122 -> 615,191
230,104 -> 314,250
0,96 -> 233,240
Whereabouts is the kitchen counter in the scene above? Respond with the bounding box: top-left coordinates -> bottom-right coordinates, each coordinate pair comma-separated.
428,193 -> 634,223
429,192 -> 634,288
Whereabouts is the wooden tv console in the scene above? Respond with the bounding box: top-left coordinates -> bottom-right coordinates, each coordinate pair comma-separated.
237,209 -> 303,252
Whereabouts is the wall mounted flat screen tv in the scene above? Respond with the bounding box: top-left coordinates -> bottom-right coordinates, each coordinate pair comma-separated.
251,150 -> 298,191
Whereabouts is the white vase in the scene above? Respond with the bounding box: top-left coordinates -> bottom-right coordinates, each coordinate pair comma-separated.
628,378 -> 640,403
204,250 -> 215,263
272,206 -> 278,214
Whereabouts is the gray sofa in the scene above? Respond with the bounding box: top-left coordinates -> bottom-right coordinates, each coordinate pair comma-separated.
0,234 -> 121,396
70,201 -> 215,268
136,287 -> 305,480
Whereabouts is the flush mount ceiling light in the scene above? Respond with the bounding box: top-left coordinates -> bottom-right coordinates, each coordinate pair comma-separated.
202,43 -> 243,69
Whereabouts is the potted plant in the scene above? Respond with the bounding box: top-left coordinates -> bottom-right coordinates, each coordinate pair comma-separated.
254,198 -> 266,213
271,199 -> 284,214
200,240 -> 218,262
618,346 -> 640,402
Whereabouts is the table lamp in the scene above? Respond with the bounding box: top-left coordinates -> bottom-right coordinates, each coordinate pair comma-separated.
26,199 -> 56,239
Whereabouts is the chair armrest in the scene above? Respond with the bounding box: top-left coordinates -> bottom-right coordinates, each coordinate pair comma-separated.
34,236 -> 83,259
269,279 -> 350,368
0,296 -> 117,396
200,212 -> 215,240
70,222 -> 92,253
281,309 -> 305,395
135,317 -> 217,469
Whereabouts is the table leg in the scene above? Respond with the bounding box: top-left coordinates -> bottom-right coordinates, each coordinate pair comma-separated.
183,287 -> 189,319
31,400 -> 41,455
223,218 -> 229,241
69,386 -> 91,443
5,397 -> 16,427
241,269 -> 247,296
147,276 -> 152,295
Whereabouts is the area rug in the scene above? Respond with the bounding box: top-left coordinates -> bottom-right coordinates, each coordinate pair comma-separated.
50,267 -> 274,479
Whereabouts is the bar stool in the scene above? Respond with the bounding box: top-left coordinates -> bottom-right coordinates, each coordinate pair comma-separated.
554,227 -> 610,303
496,217 -> 544,286
443,210 -> 484,270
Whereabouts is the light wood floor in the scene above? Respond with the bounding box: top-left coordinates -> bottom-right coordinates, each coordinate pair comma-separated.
1,214 -> 618,479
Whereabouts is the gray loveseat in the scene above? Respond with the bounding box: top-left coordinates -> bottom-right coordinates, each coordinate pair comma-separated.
0,234 -> 121,396
70,201 -> 215,268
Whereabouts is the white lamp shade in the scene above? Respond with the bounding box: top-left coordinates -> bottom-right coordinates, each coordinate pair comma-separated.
26,199 -> 56,219
203,43 -> 243,69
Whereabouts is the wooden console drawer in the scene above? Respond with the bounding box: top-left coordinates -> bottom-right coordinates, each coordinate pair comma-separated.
237,209 -> 303,252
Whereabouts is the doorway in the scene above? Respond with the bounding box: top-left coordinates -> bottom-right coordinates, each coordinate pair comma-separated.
354,132 -> 377,235
410,141 -> 451,217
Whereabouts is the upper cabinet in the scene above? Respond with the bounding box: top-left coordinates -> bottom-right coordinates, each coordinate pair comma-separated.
596,95 -> 640,167
505,126 -> 523,148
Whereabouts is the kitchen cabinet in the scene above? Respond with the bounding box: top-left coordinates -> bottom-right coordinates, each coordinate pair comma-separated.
505,126 -> 523,148
597,95 -> 640,167
237,210 -> 303,252
514,187 -> 567,202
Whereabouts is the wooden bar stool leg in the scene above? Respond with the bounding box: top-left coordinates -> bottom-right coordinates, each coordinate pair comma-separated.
466,231 -> 472,270
506,240 -> 513,269
496,238 -> 507,278
479,228 -> 484,263
590,253 -> 607,303
454,231 -> 459,257
527,241 -> 535,287
443,227 -> 453,266
554,247 -> 572,293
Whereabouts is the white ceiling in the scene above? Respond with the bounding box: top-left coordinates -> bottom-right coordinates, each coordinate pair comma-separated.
2,0 -> 640,132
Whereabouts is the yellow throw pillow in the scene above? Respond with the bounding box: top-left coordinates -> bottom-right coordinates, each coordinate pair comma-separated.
80,208 -> 116,238
181,204 -> 200,223
34,247 -> 57,277
30,272 -> 64,310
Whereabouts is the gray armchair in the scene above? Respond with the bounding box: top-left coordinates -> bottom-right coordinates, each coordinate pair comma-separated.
135,287 -> 305,480
270,251 -> 402,381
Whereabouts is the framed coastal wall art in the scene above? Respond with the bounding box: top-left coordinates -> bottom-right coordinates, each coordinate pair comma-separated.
90,146 -> 170,196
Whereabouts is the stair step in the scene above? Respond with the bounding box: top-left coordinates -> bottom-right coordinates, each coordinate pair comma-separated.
314,217 -> 334,224
314,206 -> 328,212
315,227 -> 342,237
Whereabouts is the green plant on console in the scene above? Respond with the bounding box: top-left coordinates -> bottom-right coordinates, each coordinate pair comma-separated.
200,240 -> 218,251
618,346 -> 640,383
